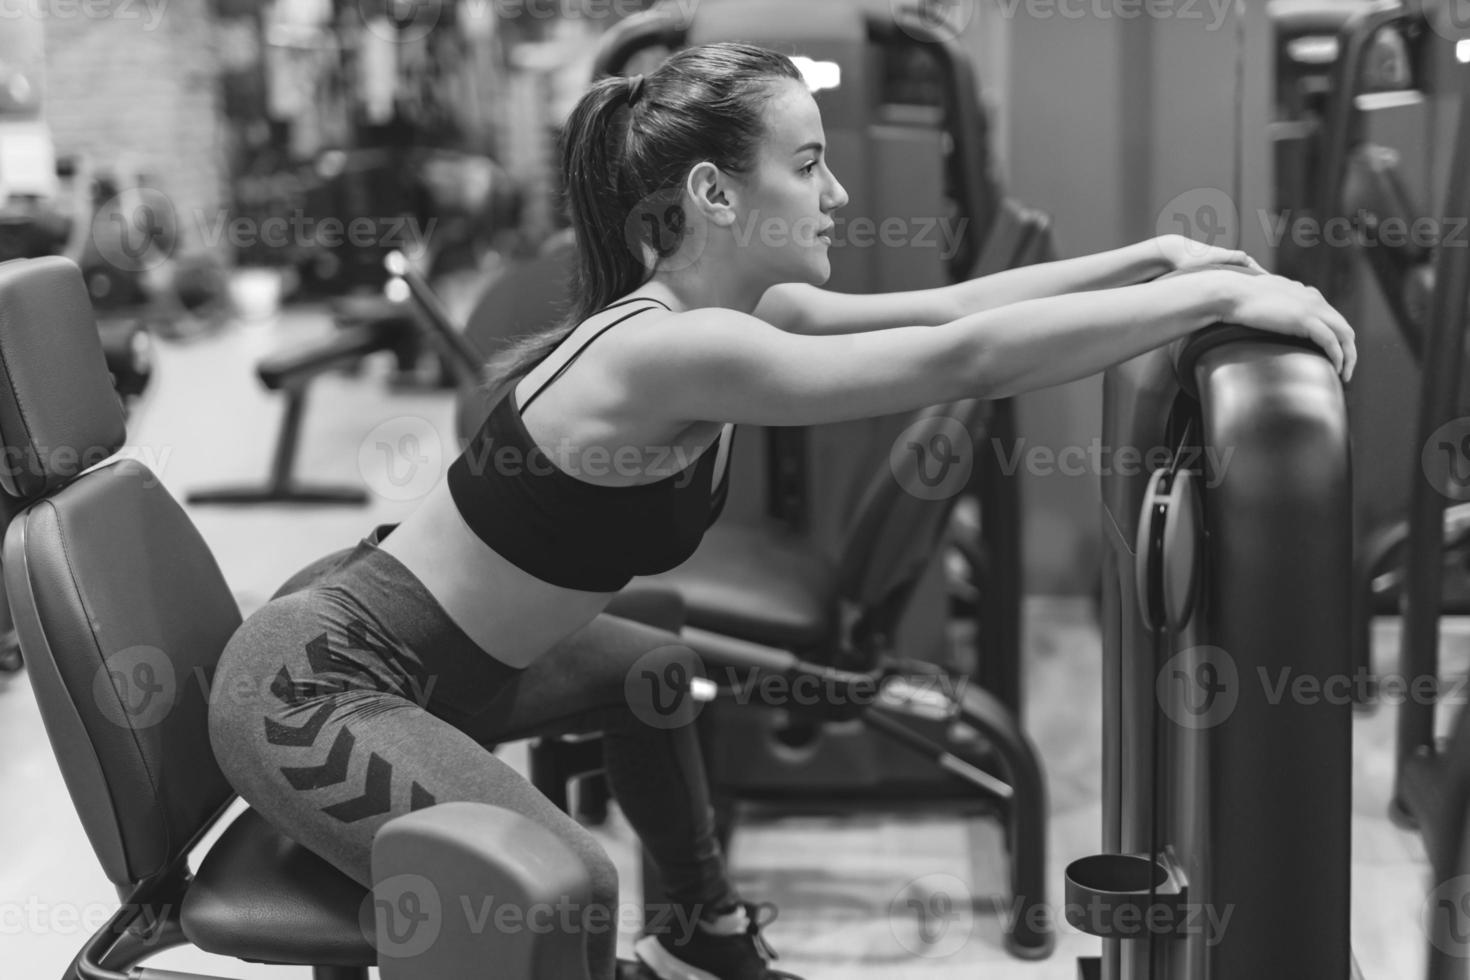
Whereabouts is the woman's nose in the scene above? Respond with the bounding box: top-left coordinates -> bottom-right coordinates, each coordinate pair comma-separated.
825,177 -> 849,211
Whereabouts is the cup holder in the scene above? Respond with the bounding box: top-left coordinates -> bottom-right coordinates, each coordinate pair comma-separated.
1063,853 -> 1189,939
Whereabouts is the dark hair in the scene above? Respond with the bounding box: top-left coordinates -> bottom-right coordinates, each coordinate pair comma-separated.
479,42 -> 803,401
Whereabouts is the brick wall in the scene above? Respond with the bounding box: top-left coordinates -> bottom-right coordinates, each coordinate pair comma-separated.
42,4 -> 228,255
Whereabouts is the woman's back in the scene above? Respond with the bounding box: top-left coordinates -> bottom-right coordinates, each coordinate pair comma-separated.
379,296 -> 733,667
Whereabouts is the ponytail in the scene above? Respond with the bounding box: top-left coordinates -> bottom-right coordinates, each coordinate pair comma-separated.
478,43 -> 802,402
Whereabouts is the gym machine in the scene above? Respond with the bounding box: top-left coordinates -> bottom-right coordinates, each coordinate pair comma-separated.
1070,267 -> 1355,979
1285,2 -> 1463,699
0,255 -> 633,979
587,0 -> 1049,820
1386,51 -> 1470,980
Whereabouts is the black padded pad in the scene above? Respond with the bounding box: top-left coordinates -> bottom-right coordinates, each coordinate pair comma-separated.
1270,0 -> 1372,36
0,256 -> 125,498
257,319 -> 406,390
634,521 -> 838,652
182,808 -> 375,967
5,459 -> 238,886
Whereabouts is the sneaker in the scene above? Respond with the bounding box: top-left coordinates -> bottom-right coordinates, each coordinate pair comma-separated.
633,901 -> 804,980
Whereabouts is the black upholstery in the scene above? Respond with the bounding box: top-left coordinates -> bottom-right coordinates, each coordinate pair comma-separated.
637,520 -> 838,653
256,318 -> 408,390
0,256 -> 124,499
454,236 -> 576,445
182,809 -> 374,967
837,400 -> 986,610
0,256 -> 381,974
0,255 -> 656,979
462,234 -> 575,357
7,460 -> 239,886
0,257 -> 238,889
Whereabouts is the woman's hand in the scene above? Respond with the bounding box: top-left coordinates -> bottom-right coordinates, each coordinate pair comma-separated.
1155,234 -> 1267,276
1212,271 -> 1358,382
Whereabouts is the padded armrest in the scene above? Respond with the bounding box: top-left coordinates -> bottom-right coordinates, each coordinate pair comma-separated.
332,293 -> 411,326
606,585 -> 686,635
257,320 -> 401,390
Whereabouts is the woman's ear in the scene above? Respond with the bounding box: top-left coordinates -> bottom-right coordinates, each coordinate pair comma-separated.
686,161 -> 738,227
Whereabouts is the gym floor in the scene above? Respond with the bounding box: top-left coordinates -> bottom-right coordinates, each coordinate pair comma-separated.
0,303 -> 1438,978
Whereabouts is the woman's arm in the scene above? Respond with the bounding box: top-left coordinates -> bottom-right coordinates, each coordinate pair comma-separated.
757,236 -> 1260,336
619,270 -> 1353,429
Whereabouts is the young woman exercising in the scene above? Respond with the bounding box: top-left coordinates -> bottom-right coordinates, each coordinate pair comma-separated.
208,41 -> 1355,980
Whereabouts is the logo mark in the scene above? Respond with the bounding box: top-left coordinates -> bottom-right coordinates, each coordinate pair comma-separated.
358,416 -> 443,502
1424,418 -> 1470,502
891,0 -> 977,42
1425,875 -> 1470,957
1157,645 -> 1239,730
93,645 -> 177,730
1155,188 -> 1241,257
361,873 -> 443,959
625,645 -> 708,729
359,0 -> 444,44
889,873 -> 975,958
890,415 -> 973,500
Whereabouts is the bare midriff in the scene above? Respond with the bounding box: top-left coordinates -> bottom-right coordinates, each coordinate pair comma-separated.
377,331 -> 725,668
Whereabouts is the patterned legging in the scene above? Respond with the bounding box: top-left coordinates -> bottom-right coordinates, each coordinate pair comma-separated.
207,524 -> 737,980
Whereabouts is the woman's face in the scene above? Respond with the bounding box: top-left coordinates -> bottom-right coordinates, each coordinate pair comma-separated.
731,79 -> 849,286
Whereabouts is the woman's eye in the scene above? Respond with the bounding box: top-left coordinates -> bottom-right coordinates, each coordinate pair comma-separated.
802,161 -> 818,175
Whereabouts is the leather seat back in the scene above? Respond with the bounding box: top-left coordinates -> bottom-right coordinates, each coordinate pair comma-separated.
455,235 -> 577,445
836,398 -> 988,617
0,257 -> 238,888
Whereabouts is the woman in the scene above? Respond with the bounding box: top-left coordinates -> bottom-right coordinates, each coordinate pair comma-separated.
208,41 -> 1355,980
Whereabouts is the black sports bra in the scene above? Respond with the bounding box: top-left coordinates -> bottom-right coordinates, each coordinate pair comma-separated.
445,298 -> 735,592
